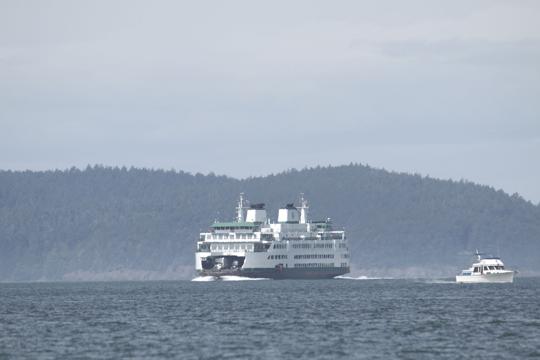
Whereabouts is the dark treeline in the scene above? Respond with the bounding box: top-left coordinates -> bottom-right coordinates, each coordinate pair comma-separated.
1,164 -> 539,280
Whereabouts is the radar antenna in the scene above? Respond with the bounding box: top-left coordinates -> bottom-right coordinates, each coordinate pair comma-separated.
236,193 -> 246,223
299,193 -> 309,224
475,249 -> 482,261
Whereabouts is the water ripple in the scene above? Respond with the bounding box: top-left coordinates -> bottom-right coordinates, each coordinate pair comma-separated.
1,278 -> 539,359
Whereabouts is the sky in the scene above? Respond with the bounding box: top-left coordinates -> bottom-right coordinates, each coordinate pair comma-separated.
1,1 -> 539,203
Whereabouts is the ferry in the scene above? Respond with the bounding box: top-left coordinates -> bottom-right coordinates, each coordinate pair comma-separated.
455,250 -> 514,283
195,194 -> 350,279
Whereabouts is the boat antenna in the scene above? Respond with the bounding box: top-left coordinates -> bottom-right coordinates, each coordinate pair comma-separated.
299,193 -> 309,224
236,193 -> 245,223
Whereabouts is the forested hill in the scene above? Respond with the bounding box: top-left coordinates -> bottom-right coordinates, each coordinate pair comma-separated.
1,164 -> 539,281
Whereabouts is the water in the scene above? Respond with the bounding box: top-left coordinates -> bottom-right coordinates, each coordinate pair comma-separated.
1,278 -> 540,359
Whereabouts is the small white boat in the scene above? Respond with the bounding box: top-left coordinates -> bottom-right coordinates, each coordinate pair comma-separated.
456,250 -> 514,283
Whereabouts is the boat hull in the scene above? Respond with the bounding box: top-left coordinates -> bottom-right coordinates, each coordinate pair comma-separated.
456,271 -> 514,283
198,266 -> 350,280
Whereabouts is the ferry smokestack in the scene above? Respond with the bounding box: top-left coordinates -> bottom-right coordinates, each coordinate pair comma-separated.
278,203 -> 299,223
245,203 -> 267,223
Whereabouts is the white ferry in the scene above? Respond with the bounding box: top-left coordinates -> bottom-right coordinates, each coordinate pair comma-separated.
195,194 -> 350,279
456,250 -> 514,283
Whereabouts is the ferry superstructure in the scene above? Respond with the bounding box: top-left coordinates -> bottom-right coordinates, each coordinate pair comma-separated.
195,194 -> 350,279
456,250 -> 514,283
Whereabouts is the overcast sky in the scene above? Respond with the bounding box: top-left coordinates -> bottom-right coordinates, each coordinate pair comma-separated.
1,1 -> 539,203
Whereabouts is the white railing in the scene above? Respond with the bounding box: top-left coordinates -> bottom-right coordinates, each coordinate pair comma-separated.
202,233 -> 260,241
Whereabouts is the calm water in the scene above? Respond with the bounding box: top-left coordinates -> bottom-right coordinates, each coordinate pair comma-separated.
1,278 -> 540,359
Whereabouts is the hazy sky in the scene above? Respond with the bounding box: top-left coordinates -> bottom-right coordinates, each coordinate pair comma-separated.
1,1 -> 539,203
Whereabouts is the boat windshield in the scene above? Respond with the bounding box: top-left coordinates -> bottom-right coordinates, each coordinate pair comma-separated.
482,265 -> 505,270
473,265 -> 505,272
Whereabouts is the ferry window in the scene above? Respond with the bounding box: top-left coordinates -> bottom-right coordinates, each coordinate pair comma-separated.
489,266 -> 495,270
483,266 -> 489,271
473,267 -> 479,272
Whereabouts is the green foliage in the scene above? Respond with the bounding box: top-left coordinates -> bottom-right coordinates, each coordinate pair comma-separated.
0,164 -> 539,280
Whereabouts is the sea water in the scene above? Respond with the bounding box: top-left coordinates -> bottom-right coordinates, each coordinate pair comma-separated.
1,278 -> 539,359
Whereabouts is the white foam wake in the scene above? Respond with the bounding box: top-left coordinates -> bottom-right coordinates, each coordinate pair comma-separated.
220,275 -> 270,281
191,275 -> 270,282
191,276 -> 217,282
334,275 -> 391,280
420,279 -> 456,284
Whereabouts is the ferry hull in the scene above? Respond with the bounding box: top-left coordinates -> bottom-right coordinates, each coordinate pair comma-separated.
199,267 -> 350,280
456,271 -> 514,284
